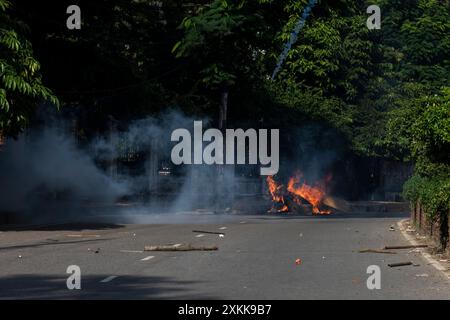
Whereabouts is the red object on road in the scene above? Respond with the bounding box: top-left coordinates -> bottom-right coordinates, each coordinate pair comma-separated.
295,258 -> 302,265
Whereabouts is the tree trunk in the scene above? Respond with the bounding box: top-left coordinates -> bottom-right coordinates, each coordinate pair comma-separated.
219,89 -> 228,130
108,116 -> 118,180
0,130 -> 4,148
216,87 -> 230,212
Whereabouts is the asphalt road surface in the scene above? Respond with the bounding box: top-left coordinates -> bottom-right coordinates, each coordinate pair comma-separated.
0,211 -> 449,299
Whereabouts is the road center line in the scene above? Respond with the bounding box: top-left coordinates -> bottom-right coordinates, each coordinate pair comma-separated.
141,255 -> 155,261
195,234 -> 204,238
173,243 -> 182,247
100,276 -> 118,283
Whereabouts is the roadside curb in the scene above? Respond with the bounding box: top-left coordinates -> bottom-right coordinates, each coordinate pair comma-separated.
397,219 -> 450,280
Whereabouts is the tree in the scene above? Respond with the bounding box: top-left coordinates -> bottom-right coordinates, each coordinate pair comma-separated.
0,0 -> 58,137
11,0 -> 199,122
399,87 -> 449,241
267,0 -> 449,159
271,1 -> 373,101
410,88 -> 450,177
173,0 -> 277,127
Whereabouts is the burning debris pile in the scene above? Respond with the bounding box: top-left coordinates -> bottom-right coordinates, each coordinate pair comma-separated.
266,173 -> 332,215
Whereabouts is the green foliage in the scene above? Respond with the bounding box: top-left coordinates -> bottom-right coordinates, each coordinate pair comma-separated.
173,0 -> 265,91
398,0 -> 450,85
0,0 -> 58,137
381,83 -> 429,159
268,80 -> 355,134
267,0 -> 450,159
402,88 -> 450,219
275,8 -> 376,102
411,88 -> 450,176
403,175 -> 450,219
385,87 -> 449,174
170,0 -> 449,170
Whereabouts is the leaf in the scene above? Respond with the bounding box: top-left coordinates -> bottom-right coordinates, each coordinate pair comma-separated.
171,41 -> 181,54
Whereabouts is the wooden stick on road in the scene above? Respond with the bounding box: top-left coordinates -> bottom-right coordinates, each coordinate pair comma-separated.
144,244 -> 218,251
358,248 -> 397,254
383,245 -> 428,250
388,261 -> 413,267
192,230 -> 225,235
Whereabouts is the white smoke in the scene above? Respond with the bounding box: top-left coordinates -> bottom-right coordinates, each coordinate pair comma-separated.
0,126 -> 128,214
0,109 -> 240,223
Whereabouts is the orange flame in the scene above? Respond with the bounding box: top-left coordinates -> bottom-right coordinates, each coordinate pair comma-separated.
266,176 -> 289,212
267,172 -> 331,215
266,176 -> 282,203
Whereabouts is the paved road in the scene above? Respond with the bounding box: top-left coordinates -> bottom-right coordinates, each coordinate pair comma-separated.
0,211 -> 449,299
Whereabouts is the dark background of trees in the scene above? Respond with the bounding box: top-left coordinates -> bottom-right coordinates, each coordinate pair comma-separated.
1,0 -> 448,214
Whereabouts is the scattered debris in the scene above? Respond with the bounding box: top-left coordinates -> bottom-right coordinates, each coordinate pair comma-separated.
389,226 -> 395,231
359,248 -> 397,254
219,227 -> 227,230
295,258 -> 302,265
144,244 -> 218,251
100,275 -> 117,283
219,234 -> 225,238
94,248 -> 100,254
195,234 -> 205,238
193,230 -> 225,235
322,196 -> 350,213
388,261 -> 413,267
406,226 -> 416,233
384,245 -> 428,250
18,255 -> 22,259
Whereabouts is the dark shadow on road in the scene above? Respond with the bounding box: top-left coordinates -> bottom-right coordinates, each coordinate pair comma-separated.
0,274 -> 217,299
0,238 -> 108,252
0,222 -> 124,232
0,212 -> 410,230
246,211 -> 409,221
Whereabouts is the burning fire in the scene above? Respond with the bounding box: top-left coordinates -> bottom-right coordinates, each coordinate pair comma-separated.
266,172 -> 331,215
267,176 -> 289,212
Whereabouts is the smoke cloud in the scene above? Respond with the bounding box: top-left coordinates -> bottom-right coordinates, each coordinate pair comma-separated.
0,107 -> 344,224
0,109 -> 240,224
0,126 -> 128,222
